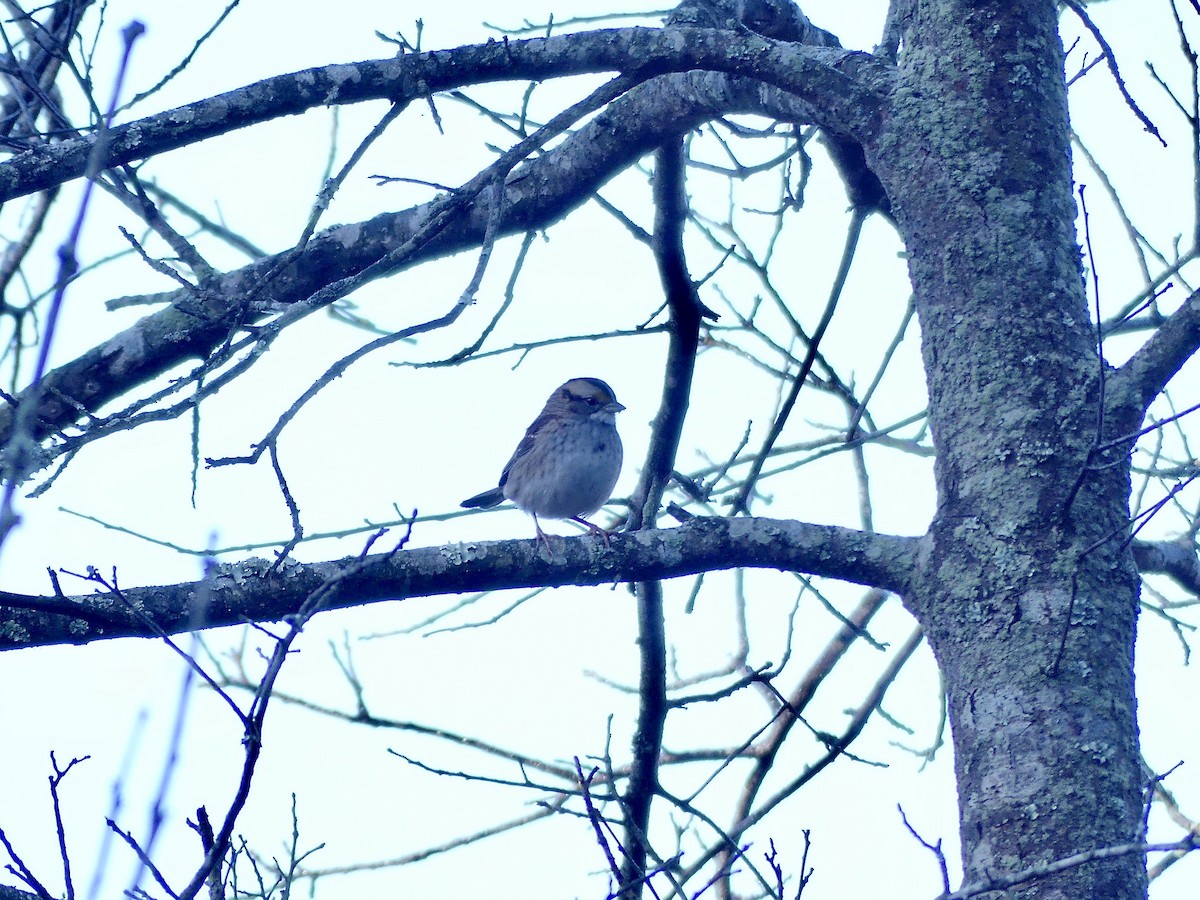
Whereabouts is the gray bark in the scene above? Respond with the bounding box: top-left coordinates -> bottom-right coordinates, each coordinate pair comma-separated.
867,2 -> 1145,896
1,4 -> 1195,897
0,518 -> 914,649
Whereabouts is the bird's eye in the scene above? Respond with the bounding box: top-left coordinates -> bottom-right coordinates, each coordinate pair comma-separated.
584,396 -> 599,406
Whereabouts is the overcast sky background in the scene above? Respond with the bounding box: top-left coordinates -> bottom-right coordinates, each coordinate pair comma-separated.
0,2 -> 1196,898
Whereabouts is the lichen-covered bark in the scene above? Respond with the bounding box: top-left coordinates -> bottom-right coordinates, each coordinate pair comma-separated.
0,6 -> 1170,895
0,518 -> 915,649
869,2 -> 1145,897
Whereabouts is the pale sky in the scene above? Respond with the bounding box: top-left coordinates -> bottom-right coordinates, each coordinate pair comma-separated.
0,2 -> 1196,899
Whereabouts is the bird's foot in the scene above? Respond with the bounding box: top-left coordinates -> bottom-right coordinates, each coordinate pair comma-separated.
572,516 -> 612,547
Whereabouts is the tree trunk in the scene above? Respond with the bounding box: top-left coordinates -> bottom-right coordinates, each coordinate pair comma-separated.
870,3 -> 1146,897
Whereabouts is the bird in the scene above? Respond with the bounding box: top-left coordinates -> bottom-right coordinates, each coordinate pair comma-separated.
460,377 -> 625,546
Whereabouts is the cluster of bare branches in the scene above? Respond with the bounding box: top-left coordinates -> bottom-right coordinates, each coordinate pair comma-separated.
0,1 -> 1197,899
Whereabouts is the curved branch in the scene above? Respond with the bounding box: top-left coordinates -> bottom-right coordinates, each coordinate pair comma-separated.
1132,536 -> 1200,595
629,140 -> 708,528
0,517 -> 918,650
617,135 -> 706,893
1109,288 -> 1200,426
0,27 -> 891,203
0,64 -> 882,451
0,884 -> 38,900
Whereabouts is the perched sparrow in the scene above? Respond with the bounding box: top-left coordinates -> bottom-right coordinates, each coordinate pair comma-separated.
460,377 -> 625,544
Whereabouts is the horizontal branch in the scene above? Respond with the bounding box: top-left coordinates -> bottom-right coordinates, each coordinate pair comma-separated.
939,835 -> 1199,900
0,517 -> 918,650
0,27 -> 891,203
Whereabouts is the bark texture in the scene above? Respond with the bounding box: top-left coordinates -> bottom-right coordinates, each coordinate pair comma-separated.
0,5 -> 1185,897
868,2 -> 1145,897
0,518 -> 915,649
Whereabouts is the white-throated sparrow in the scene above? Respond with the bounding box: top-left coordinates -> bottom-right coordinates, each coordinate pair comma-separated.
460,377 -> 624,544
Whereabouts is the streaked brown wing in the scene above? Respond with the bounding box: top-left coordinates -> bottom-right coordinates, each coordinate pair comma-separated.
497,412 -> 553,488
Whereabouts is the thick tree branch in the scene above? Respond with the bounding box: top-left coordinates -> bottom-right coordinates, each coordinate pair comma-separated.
0,64 -> 885,454
0,27 -> 891,203
617,136 -> 704,894
1109,288 -> 1200,425
1132,536 -> 1200,595
629,140 -> 708,527
619,579 -> 668,897
0,517 -> 917,650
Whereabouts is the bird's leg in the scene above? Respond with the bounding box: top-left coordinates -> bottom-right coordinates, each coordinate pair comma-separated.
533,514 -> 556,553
572,516 -> 612,546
